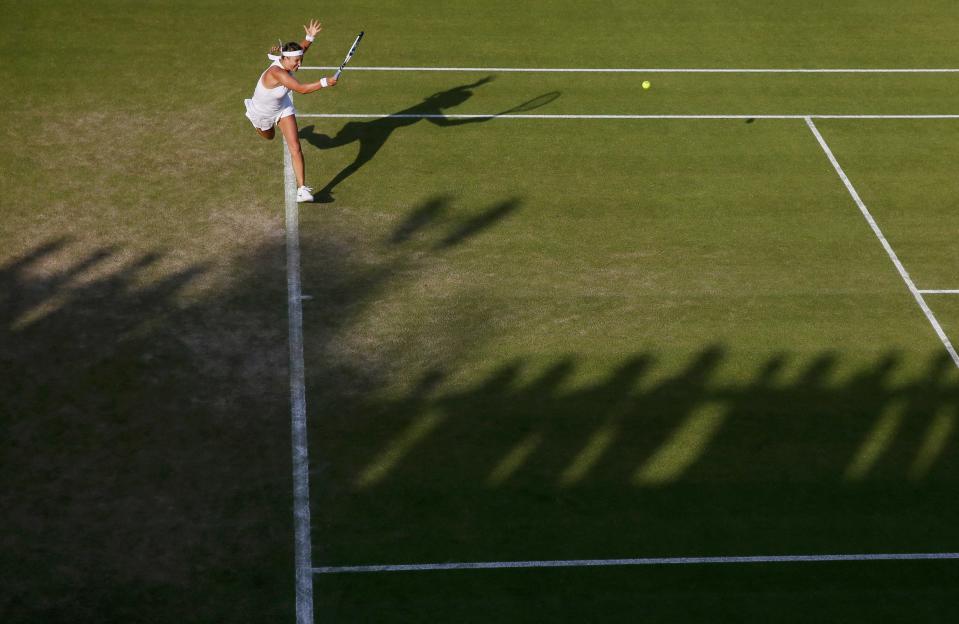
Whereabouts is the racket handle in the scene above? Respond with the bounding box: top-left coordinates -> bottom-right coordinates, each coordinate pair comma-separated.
334,69 -> 342,80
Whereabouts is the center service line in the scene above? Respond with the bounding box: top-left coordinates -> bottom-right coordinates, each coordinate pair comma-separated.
313,552 -> 959,574
805,117 -> 959,369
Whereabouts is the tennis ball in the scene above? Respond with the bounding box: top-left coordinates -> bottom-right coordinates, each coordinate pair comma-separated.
642,80 -> 651,90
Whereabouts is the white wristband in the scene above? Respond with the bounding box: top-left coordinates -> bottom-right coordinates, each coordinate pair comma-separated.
305,34 -> 315,42
320,77 -> 329,88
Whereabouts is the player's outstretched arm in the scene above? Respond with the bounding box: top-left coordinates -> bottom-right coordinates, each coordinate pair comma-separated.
301,19 -> 322,51
271,67 -> 337,94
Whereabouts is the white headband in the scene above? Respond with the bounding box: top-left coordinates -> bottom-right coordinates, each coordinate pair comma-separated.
267,50 -> 303,61
267,39 -> 304,61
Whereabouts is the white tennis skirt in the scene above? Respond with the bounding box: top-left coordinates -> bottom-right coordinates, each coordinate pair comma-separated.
244,94 -> 296,131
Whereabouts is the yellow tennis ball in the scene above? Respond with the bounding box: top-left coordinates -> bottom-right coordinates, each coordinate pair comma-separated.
642,80 -> 651,90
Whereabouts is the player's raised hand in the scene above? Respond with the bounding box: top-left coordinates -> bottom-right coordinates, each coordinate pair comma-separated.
304,19 -> 322,39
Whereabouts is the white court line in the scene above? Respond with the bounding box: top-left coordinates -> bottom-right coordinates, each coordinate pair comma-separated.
805,118 -> 959,369
298,114 -> 959,120
313,552 -> 959,574
920,290 -> 959,294
303,66 -> 959,73
284,139 -> 315,624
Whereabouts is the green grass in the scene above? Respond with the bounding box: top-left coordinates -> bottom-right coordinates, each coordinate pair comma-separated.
304,116 -> 959,620
3,1 -> 959,622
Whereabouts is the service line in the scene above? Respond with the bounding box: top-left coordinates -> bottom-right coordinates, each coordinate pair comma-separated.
297,114 -> 959,120
303,66 -> 959,73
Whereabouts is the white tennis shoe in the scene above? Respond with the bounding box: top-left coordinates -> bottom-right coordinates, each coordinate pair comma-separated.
296,186 -> 314,203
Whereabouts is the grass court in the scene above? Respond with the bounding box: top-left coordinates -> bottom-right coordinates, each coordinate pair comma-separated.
3,1 -> 959,622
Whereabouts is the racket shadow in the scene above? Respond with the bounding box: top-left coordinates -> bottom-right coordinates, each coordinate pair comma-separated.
298,78 -> 561,201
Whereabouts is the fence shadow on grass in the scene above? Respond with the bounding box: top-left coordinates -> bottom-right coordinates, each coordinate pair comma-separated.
0,238 -> 292,623
317,345 -> 959,571
5,188 -> 959,622
0,188 -> 527,622
384,193 -> 523,250
354,347 -> 959,488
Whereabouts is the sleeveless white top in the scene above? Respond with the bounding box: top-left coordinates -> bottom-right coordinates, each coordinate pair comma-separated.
248,61 -> 291,117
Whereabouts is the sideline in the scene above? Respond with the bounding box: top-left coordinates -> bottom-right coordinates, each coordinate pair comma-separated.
284,138 -> 314,624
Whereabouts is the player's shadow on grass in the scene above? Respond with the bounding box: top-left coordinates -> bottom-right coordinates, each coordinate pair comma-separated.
298,76 -> 495,201
298,78 -> 560,201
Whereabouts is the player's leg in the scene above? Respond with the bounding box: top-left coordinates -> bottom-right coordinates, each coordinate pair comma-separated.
245,99 -> 276,140
278,115 -> 306,186
278,114 -> 313,202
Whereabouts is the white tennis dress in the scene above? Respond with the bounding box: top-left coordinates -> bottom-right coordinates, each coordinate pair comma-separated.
244,60 -> 296,131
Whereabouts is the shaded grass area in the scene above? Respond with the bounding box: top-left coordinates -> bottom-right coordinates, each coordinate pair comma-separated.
1,6 -> 301,619
317,560 -> 959,622
0,238 -> 293,622
314,348 -> 959,561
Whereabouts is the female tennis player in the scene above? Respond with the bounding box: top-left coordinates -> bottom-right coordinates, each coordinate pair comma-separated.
245,19 -> 337,202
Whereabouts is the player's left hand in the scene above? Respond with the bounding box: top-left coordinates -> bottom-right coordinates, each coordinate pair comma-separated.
304,19 -> 322,39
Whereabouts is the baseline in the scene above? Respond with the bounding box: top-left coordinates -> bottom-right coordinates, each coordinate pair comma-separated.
805,118 -> 959,369
313,552 -> 959,574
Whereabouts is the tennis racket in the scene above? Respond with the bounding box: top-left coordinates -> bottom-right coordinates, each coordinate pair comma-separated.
498,91 -> 561,115
333,31 -> 365,80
